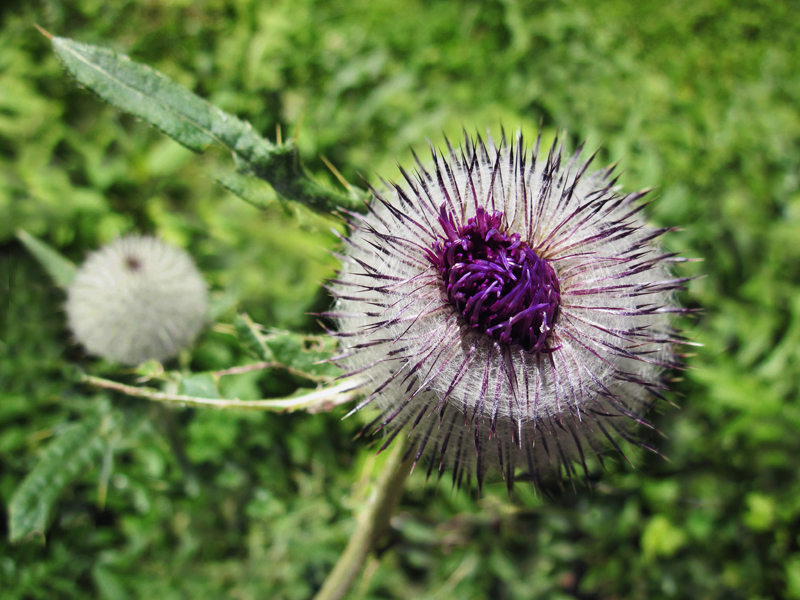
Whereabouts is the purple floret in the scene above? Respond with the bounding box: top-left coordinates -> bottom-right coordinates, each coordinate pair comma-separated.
428,204 -> 561,353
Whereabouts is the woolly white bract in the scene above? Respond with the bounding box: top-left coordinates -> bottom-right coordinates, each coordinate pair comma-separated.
66,235 -> 208,365
330,132 -> 687,490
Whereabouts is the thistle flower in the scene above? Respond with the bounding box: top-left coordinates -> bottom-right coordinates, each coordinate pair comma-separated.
330,131 -> 689,491
66,235 -> 208,365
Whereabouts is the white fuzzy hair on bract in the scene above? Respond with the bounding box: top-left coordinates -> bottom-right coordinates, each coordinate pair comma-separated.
329,131 -> 690,492
66,235 -> 208,366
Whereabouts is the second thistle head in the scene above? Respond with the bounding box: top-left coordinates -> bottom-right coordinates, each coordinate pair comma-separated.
66,235 -> 208,366
330,131 -> 689,491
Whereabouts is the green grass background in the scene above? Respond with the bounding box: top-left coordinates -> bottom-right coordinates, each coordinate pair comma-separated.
2,0 -> 800,598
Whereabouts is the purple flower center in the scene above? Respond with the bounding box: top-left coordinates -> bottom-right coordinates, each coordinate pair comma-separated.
428,205 -> 561,353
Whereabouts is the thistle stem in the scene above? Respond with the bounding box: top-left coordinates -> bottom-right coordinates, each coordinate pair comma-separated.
76,373 -> 362,413
313,442 -> 412,600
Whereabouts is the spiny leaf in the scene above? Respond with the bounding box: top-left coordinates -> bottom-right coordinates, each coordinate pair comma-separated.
51,35 -> 260,154
48,35 -> 367,214
16,229 -> 76,289
9,413 -> 110,543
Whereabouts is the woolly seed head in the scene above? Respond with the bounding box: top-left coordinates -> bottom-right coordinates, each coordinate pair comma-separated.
330,131 -> 690,492
66,235 -> 208,365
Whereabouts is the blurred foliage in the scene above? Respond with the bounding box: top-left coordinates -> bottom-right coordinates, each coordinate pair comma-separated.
2,0 -> 800,598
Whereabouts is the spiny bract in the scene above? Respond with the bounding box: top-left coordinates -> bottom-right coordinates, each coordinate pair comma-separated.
66,235 -> 208,366
330,131 -> 689,492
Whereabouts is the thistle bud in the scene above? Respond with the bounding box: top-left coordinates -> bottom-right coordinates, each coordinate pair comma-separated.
66,235 -> 208,365
330,132 -> 689,490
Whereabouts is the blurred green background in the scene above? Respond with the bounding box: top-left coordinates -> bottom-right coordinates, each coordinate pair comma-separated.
2,0 -> 800,598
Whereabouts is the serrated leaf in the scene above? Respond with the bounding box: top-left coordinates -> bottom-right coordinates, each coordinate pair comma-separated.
51,35 -> 261,155
9,414 -> 109,543
16,229 -> 76,289
49,35 -> 365,214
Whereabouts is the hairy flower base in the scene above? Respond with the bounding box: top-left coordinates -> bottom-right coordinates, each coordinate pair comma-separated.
330,132 -> 689,491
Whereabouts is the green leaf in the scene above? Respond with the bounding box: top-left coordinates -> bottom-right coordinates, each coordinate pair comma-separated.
214,168 -> 276,210
16,229 -> 76,289
9,414 -> 109,543
49,35 -> 366,214
234,313 -> 340,380
177,373 -> 221,399
51,35 -> 253,154
234,313 -> 276,362
264,331 -> 341,380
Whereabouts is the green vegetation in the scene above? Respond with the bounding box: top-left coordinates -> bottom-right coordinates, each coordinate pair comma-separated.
3,0 -> 799,598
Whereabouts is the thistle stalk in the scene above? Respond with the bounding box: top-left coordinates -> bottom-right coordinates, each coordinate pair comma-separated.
313,442 -> 411,600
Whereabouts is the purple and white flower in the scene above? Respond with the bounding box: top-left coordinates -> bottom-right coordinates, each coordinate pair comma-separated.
330,131 -> 689,490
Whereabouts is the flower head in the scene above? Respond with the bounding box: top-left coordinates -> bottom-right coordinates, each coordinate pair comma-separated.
66,235 -> 208,365
330,131 -> 688,491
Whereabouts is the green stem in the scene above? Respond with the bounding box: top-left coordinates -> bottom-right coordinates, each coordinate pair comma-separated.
77,373 -> 362,413
313,442 -> 412,600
